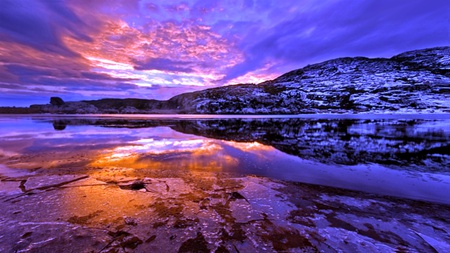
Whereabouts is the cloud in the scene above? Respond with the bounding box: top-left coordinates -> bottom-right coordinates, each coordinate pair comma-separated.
165,3 -> 190,13
219,0 -> 450,81
0,64 -> 18,82
0,0 -> 448,106
0,0 -> 92,56
133,58 -> 194,73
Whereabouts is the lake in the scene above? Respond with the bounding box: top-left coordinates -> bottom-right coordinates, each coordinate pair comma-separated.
0,114 -> 449,252
1,114 -> 449,204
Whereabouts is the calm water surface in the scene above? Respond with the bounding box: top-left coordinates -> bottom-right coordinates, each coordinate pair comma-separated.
1,114 -> 449,204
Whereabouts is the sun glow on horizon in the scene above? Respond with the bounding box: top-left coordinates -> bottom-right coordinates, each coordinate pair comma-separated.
1,0 -> 447,104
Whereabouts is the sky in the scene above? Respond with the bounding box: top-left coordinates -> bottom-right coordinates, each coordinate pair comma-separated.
0,0 -> 448,106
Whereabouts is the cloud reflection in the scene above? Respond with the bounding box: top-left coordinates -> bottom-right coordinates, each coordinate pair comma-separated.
91,138 -> 235,172
89,136 -> 280,179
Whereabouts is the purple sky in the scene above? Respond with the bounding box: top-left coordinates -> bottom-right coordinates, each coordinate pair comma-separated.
0,0 -> 448,106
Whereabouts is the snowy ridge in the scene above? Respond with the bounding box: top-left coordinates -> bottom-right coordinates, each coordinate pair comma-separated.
28,46 -> 450,114
173,46 -> 450,114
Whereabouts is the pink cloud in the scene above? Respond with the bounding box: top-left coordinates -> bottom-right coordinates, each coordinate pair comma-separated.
165,3 -> 190,13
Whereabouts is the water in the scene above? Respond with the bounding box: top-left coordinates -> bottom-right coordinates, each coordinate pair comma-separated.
0,114 -> 449,204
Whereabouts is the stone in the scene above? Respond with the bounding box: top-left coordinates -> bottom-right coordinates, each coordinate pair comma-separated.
50,97 -> 65,106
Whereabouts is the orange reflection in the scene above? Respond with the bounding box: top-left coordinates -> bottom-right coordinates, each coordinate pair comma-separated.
89,138 -> 240,180
55,140 -> 275,234
223,140 -> 276,160
59,178 -> 157,227
223,141 -> 273,152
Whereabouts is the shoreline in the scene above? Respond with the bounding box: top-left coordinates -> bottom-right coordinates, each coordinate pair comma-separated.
2,112 -> 450,119
1,168 -> 449,252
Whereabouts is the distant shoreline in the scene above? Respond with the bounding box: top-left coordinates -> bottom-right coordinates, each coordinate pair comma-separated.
1,112 -> 450,120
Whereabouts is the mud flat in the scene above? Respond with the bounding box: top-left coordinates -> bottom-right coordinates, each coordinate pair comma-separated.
1,165 -> 449,252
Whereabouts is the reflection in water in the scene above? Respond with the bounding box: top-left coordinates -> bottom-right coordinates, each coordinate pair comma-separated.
0,115 -> 449,203
89,135 -> 282,183
90,137 -> 240,179
43,116 -> 450,172
2,116 -> 450,252
52,120 -> 67,131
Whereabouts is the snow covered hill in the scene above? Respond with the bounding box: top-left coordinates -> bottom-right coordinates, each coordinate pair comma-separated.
170,46 -> 449,114
28,46 -> 449,114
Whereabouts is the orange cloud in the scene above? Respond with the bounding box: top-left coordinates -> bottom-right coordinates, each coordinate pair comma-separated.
64,16 -> 244,87
0,41 -> 89,73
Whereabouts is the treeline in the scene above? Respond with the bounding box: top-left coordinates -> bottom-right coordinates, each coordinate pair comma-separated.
0,107 -> 40,114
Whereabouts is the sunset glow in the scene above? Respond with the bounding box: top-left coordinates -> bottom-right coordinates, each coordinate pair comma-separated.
0,0 -> 448,106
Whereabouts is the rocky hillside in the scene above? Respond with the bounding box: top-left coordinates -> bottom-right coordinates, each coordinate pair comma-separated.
28,46 -> 450,114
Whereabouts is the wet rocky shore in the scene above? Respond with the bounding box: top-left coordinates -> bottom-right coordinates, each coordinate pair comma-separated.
1,167 -> 449,252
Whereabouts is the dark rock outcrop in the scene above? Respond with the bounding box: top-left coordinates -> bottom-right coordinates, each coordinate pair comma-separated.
50,97 -> 65,106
